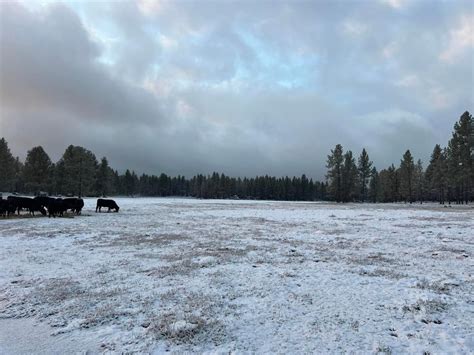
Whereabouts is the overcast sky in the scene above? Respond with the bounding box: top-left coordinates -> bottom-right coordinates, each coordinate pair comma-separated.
1,0 -> 473,179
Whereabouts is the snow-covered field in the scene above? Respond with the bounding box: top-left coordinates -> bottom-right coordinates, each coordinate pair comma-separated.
0,198 -> 473,354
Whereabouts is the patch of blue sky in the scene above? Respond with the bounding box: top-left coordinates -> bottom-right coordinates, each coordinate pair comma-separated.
235,28 -> 319,90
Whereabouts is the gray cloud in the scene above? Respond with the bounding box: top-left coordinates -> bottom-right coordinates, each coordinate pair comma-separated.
0,0 -> 472,179
0,2 -> 163,126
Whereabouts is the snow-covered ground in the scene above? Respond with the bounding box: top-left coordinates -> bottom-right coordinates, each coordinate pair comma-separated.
0,198 -> 472,354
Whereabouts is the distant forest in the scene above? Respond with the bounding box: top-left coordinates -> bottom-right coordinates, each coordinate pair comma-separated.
0,111 -> 472,204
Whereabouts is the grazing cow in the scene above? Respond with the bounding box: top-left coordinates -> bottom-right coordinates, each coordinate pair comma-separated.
0,199 -> 14,217
63,198 -> 84,215
34,196 -> 55,209
3,199 -> 17,217
96,198 -> 120,212
73,198 -> 84,214
7,196 -> 46,216
35,196 -> 54,215
47,198 -> 67,218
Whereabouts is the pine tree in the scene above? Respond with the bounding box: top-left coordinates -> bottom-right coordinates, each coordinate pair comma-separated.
425,144 -> 447,203
59,145 -> 98,197
112,170 -> 121,194
47,163 -> 57,195
413,159 -> 425,203
446,111 -> 473,203
22,146 -> 52,194
399,150 -> 415,203
357,148 -> 373,202
54,160 -> 66,195
342,150 -> 358,202
0,138 -> 17,192
368,167 -> 379,203
96,157 -> 111,197
326,144 -> 344,202
13,157 -> 24,193
124,169 -> 136,196
378,165 -> 399,202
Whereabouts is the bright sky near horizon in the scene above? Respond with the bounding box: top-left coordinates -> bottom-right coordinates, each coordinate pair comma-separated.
0,0 -> 473,178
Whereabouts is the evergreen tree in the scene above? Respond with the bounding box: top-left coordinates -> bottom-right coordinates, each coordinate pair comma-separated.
378,169 -> 390,202
112,170 -> 121,195
357,148 -> 373,202
96,157 -> 111,197
446,111 -> 473,203
425,144 -> 447,203
378,165 -> 399,202
22,146 -> 52,194
58,145 -> 98,197
368,167 -> 379,203
326,144 -> 344,202
47,163 -> 57,195
13,157 -> 24,193
0,138 -> 17,192
54,160 -> 66,196
399,150 -> 415,203
342,150 -> 358,202
414,159 -> 425,203
124,169 -> 136,196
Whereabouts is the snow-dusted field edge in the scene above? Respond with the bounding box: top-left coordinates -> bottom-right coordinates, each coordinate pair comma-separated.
0,198 -> 472,354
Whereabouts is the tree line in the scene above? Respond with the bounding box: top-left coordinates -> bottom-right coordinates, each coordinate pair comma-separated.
0,111 -> 472,203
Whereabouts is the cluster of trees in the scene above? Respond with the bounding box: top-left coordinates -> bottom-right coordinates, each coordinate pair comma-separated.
0,140 -> 328,201
1,111 -> 472,203
326,111 -> 473,204
326,145 -> 426,203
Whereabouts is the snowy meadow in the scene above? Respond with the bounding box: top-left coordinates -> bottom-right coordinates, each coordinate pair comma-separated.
0,198 -> 473,353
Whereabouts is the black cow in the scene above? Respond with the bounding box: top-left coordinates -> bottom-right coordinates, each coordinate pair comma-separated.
63,198 -> 84,215
7,196 -> 22,215
0,199 -> 14,218
47,198 -> 68,218
34,196 -> 55,209
35,196 -> 57,218
0,197 -> 13,217
3,199 -> 16,217
7,196 -> 46,216
96,198 -> 119,212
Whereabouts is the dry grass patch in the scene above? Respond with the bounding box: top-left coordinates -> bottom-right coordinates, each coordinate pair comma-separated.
147,291 -> 227,345
358,268 -> 407,280
402,299 -> 449,314
94,233 -> 190,248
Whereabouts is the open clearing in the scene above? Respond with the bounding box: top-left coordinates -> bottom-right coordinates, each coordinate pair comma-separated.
0,198 -> 473,353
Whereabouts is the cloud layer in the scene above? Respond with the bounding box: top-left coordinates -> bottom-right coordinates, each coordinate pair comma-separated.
1,0 -> 473,178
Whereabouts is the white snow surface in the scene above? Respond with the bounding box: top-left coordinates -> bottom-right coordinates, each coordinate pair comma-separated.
0,198 -> 473,354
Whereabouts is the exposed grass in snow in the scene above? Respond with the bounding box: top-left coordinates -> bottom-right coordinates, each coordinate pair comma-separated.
0,198 -> 473,353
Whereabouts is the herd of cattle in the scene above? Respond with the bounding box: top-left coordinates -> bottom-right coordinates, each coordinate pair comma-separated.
0,196 -> 120,218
